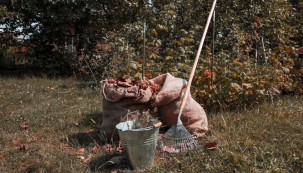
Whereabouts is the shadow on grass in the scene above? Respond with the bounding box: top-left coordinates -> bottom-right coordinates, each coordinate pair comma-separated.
76,81 -> 99,90
66,130 -> 103,148
88,154 -> 125,173
63,113 -> 103,148
79,112 -> 103,128
0,69 -> 41,79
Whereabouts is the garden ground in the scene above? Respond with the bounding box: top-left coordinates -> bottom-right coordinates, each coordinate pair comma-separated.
0,75 -> 302,172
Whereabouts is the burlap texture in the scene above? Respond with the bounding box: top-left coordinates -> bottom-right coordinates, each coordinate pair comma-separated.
150,73 -> 208,138
100,73 -> 208,141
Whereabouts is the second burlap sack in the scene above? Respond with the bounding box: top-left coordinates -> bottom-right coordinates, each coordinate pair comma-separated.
150,73 -> 208,138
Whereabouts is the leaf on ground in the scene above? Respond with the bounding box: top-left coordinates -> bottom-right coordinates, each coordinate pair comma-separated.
91,145 -> 99,152
78,156 -> 85,160
158,134 -> 163,139
208,147 -> 218,150
83,154 -> 92,162
115,140 -> 123,154
102,144 -> 112,149
205,141 -> 218,148
78,148 -> 85,154
19,122 -> 28,130
30,148 -> 39,152
153,122 -> 162,128
16,144 -> 28,151
102,144 -> 113,153
63,144 -> 68,149
111,169 -> 118,173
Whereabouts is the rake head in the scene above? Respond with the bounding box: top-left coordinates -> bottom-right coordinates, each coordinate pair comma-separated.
157,124 -> 201,155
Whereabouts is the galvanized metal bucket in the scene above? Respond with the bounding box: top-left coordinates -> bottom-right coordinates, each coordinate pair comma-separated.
116,120 -> 160,170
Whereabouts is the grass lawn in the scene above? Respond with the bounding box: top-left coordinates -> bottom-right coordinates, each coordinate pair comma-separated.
0,75 -> 302,172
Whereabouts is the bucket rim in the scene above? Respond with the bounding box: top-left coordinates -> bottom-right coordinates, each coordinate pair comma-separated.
116,120 -> 159,132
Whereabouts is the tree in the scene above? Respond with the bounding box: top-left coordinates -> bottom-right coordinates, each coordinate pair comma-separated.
1,0 -> 142,75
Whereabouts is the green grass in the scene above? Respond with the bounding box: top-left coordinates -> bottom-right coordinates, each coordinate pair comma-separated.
0,75 -> 302,172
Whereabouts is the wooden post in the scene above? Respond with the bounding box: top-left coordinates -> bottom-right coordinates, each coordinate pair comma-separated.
210,10 -> 215,114
142,19 -> 146,79
261,37 -> 267,69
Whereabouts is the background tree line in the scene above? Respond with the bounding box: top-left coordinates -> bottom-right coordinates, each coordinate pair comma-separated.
1,0 -> 303,110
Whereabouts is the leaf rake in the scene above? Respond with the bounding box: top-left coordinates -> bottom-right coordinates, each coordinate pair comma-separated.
157,0 -> 217,155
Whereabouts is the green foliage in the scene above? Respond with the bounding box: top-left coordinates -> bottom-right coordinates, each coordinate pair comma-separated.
1,0 -> 303,109
105,0 -> 302,111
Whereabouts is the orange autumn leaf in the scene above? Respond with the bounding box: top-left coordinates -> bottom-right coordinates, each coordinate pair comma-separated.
78,148 -> 85,153
91,145 -> 99,152
78,156 -> 85,160
102,144 -> 113,153
158,134 -> 163,140
153,122 -> 162,128
208,147 -> 218,150
111,169 -> 118,173
83,154 -> 92,162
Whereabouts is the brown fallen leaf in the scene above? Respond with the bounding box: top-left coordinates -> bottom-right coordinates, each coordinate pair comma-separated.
19,122 -> 28,130
12,140 -> 19,145
30,148 -> 39,152
78,156 -> 85,160
102,144 -> 112,149
78,148 -> 85,154
91,145 -> 99,152
83,154 -> 93,162
102,144 -> 113,153
111,169 -> 118,173
153,122 -> 162,128
63,144 -> 68,149
208,147 -> 218,150
16,144 -> 28,151
115,140 -> 123,154
205,141 -> 218,148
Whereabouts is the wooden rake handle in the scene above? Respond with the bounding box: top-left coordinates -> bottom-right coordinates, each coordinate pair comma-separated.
178,0 -> 217,119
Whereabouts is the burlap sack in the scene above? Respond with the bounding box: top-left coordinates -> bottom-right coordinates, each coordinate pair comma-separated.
100,76 -> 156,141
150,73 -> 208,138
100,74 -> 208,141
